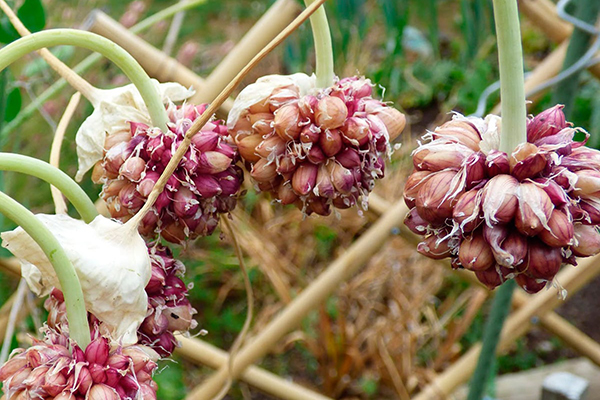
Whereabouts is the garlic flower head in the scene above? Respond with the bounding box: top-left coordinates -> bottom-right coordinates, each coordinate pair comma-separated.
404,106 -> 599,294
75,80 -> 194,181
1,215 -> 151,345
228,73 -> 406,216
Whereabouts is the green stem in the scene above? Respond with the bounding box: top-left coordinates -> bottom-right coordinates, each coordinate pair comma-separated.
0,29 -> 169,130
493,0 -> 527,153
304,0 -> 334,87
467,280 -> 515,400
1,0 -> 208,138
0,153 -> 98,223
0,191 -> 90,348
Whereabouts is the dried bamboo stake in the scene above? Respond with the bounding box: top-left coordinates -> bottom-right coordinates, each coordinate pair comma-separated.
186,199 -> 408,400
413,251 -> 600,400
369,192 -> 600,370
518,0 -> 572,43
0,257 -> 21,278
177,337 -> 332,400
192,0 -> 301,104
83,10 -> 232,117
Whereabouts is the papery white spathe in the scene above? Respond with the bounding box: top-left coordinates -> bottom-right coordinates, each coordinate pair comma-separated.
226,72 -> 317,130
1,215 -> 151,345
75,80 -> 194,181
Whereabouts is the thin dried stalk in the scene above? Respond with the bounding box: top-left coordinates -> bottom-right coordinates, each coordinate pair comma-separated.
50,92 -> 81,214
176,337 -> 332,400
0,279 -> 28,364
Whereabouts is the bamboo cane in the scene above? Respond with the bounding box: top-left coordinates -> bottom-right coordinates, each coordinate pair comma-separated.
177,337 -> 332,400
186,199 -> 409,399
83,10 -> 233,117
518,0 -> 572,43
192,0 -> 300,104
413,251 -> 600,400
0,258 -> 20,278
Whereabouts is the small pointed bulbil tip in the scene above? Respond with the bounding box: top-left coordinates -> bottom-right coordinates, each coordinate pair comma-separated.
527,104 -> 568,143
416,170 -> 461,224
404,207 -> 430,235
433,119 -> 482,151
315,96 -> 348,130
482,174 -> 519,226
87,383 -> 120,400
524,239 -> 562,280
572,223 -> 600,257
458,230 -> 495,271
292,163 -> 318,196
452,189 -> 482,233
416,232 -> 453,260
515,182 -> 553,237
515,274 -> 547,294
374,106 -> 406,141
475,265 -> 511,290
274,103 -> 302,140
84,337 -> 110,366
538,209 -> 573,247
485,150 -> 510,177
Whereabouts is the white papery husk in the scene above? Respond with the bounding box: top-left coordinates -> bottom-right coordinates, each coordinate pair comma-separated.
1,215 -> 151,345
75,80 -> 194,181
226,72 -> 317,130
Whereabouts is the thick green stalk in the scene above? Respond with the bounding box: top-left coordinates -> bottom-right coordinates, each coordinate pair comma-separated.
0,153 -> 98,223
1,0 -> 208,137
304,0 -> 334,87
0,29 -> 169,129
467,280 -> 515,400
493,0 -> 527,153
0,191 -> 90,348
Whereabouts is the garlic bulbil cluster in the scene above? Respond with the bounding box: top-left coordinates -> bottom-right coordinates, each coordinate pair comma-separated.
228,73 -> 406,215
75,81 -> 194,182
404,106 -> 600,293
0,330 -> 158,400
139,245 -> 197,357
92,103 -> 243,244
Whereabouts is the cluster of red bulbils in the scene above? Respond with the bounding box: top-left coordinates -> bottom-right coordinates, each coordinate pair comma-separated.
404,106 -> 600,293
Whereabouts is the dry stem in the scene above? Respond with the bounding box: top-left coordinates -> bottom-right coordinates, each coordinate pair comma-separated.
50,92 -> 81,214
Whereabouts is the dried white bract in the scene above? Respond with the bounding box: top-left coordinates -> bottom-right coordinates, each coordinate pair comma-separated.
226,72 -> 317,130
1,215 -> 151,345
75,80 -> 194,181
